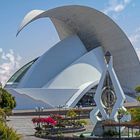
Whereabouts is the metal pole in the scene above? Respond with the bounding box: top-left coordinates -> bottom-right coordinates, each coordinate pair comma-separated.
65,105 -> 66,118
39,107 -> 41,119
35,107 -> 43,129
59,105 -> 60,115
58,105 -> 61,132
119,117 -> 121,139
128,127 -> 129,138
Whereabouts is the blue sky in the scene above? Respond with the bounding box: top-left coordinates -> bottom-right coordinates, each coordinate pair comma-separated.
0,0 -> 140,84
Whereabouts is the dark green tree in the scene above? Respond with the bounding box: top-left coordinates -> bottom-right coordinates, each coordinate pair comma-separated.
129,108 -> 140,122
135,85 -> 140,93
0,88 -> 16,110
135,85 -> 140,102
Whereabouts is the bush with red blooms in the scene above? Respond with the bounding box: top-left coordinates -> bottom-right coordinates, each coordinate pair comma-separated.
32,112 -> 87,137
51,114 -> 66,128
32,117 -> 57,126
51,114 -> 64,120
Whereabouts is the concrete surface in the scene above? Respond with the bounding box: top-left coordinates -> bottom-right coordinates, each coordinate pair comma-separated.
7,116 -> 46,140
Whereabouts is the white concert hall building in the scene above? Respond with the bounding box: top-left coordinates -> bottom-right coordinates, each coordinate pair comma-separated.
5,5 -> 140,109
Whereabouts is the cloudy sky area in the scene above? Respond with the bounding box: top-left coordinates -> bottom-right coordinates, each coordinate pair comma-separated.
0,0 -> 140,85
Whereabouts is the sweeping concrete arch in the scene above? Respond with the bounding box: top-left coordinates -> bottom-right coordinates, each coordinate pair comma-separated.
17,5 -> 140,91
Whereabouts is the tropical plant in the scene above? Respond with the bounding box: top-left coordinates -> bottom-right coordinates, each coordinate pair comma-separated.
0,122 -> 21,140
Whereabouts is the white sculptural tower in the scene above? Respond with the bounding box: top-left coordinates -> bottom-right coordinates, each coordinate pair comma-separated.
90,51 -> 131,136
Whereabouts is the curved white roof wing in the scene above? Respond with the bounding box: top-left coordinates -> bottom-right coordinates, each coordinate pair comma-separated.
16,5 -> 140,90
16,10 -> 45,36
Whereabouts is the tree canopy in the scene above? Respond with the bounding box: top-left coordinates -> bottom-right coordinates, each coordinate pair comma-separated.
129,108 -> 140,122
0,88 -> 16,110
135,85 -> 140,93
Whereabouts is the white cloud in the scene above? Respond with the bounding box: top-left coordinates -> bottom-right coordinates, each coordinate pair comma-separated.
129,27 -> 140,45
135,48 -> 140,60
0,48 -> 22,86
103,0 -> 132,15
114,4 -> 124,12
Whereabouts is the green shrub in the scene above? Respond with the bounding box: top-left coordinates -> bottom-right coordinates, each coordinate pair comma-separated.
0,88 -> 16,110
135,131 -> 140,137
75,120 -> 87,127
66,109 -> 77,118
135,86 -> 140,93
103,129 -> 118,137
78,120 -> 87,125
136,96 -> 140,102
129,108 -> 140,122
0,108 -> 6,122
79,133 -> 85,138
0,122 -> 21,140
3,107 -> 12,117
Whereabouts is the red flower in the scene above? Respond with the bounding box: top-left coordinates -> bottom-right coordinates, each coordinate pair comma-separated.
45,117 -> 57,125
52,114 -> 64,120
32,117 -> 57,126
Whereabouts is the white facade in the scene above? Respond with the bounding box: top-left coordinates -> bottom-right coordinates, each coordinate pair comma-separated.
13,44 -> 105,108
5,5 -> 140,109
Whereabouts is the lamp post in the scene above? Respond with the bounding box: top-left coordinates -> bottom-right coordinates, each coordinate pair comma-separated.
57,105 -> 63,115
118,115 -> 121,139
64,105 -> 68,118
35,106 -> 44,128
105,51 -> 111,64
118,109 -> 122,140
76,104 -> 82,120
35,106 -> 44,118
57,105 -> 63,132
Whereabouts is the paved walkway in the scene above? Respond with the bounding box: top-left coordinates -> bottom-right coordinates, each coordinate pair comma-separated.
7,116 -> 46,140
7,115 -> 93,140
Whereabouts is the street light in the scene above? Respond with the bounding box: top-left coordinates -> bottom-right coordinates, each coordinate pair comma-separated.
64,105 -> 68,118
35,106 -> 44,118
57,105 -> 63,132
118,108 -> 123,139
105,51 -> 111,64
57,105 -> 63,115
76,105 -> 82,120
35,106 -> 44,128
